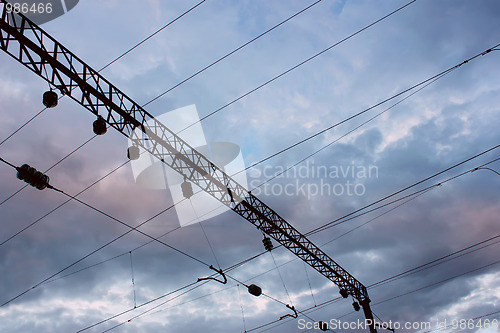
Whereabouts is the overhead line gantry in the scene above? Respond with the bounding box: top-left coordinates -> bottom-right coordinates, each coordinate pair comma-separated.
0,3 -> 377,331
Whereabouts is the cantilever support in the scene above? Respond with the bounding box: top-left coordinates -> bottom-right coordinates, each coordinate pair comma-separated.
197,265 -> 227,284
279,304 -> 298,320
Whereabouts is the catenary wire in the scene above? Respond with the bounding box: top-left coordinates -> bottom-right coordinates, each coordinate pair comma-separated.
372,258 -> 500,307
80,265 -> 296,332
0,134 -> 98,208
4,1 -> 492,326
0,156 -> 216,307
209,159 -> 500,331
60,154 -> 500,302
89,209 -> 500,333
251,72 -> 450,191
0,198 -> 182,307
169,0 -> 418,138
106,272 -> 326,333
40,192 -> 225,286
24,57 -> 497,288
97,157 -> 500,332
21,184 -> 217,303
306,145 -> 500,235
39,227 -> 181,286
142,0 -> 324,108
251,254 -> 500,332
1,50 -> 498,328
236,44 -> 500,177
240,157 -> 499,282
90,83 -> 497,306
77,280 -> 209,332
244,158 -> 500,298
30,157 -> 500,296
0,156 -> 126,247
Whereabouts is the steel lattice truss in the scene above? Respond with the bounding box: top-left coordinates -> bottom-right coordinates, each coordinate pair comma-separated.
0,3 -> 377,331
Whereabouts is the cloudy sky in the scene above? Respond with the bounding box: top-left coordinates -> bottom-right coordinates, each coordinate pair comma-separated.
1,0 -> 500,332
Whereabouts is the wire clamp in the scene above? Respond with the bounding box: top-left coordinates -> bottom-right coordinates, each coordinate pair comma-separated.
197,265 -> 227,284
279,304 -> 297,320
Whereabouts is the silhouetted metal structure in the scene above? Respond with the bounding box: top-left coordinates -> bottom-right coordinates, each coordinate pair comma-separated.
0,3 -> 377,331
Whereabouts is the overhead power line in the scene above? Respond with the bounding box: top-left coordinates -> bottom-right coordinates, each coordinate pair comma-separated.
0,0 -> 427,262
372,258 -> 500,307
62,48 -> 496,302
306,144 -> 500,235
250,251 -> 500,332
70,181 -> 500,332
77,157 -> 500,332
251,73 -> 451,191
77,280 -> 209,332
42,48 -> 488,294
142,0 -> 324,107
0,157 -> 214,307
34,157 -> 499,298
6,40 -> 491,261
308,157 -> 500,235
92,268 -> 325,333
0,1 -> 496,330
238,44 -> 500,176
171,0 -> 419,137
0,158 -> 128,247
422,310 -> 500,333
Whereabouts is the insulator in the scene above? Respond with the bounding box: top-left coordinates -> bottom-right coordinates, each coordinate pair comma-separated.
181,181 -> 193,199
262,236 -> 273,251
93,117 -> 107,135
339,289 -> 349,298
42,90 -> 58,108
248,284 -> 262,297
16,164 -> 50,190
127,146 -> 140,160
352,301 -> 360,311
318,321 -> 328,331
